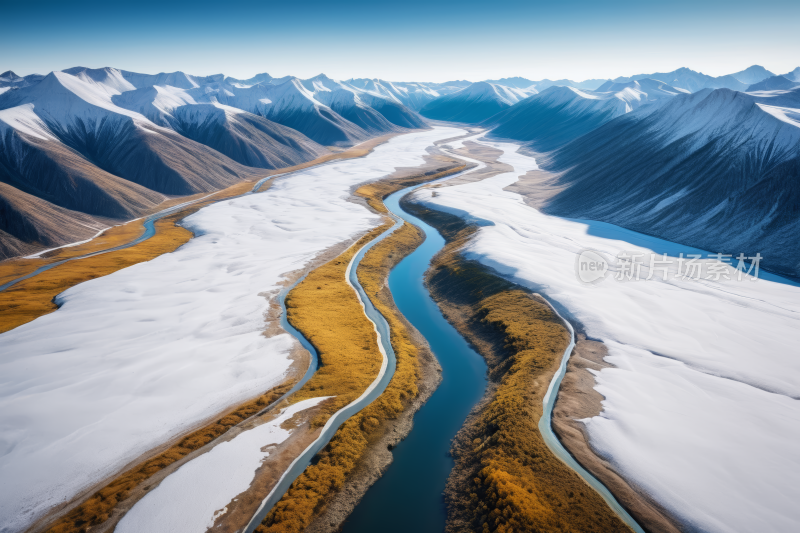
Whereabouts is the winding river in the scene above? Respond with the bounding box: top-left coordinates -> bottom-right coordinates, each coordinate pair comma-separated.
341,180 -> 489,533
240,140 -> 645,532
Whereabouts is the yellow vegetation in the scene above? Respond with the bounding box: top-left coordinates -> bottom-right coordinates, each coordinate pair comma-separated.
0,214 -> 193,334
409,204 -> 631,533
257,164 -> 465,533
45,382 -> 294,533
0,182 -> 260,335
284,224 -> 392,422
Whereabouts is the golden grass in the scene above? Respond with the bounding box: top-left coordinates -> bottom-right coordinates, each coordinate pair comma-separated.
408,205 -> 631,533
257,165 -> 466,533
0,214 -> 192,334
284,224 -> 392,421
0,182 -> 258,335
44,382 -> 294,533
255,225 -> 390,533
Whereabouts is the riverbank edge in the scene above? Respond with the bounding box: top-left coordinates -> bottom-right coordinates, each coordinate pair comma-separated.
294,163 -> 474,532
401,199 -> 635,533
551,336 -> 684,533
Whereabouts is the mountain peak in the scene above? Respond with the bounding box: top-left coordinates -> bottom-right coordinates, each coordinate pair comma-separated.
783,67 -> 800,82
730,65 -> 775,85
0,70 -> 21,80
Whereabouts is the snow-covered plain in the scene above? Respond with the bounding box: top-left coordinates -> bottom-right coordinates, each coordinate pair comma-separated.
0,126 -> 464,533
411,139 -> 800,533
115,397 -> 330,533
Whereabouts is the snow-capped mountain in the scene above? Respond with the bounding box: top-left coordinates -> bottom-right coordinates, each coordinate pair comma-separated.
415,80 -> 472,95
542,86 -> 800,278
0,71 -> 45,94
223,72 -> 276,87
783,68 -> 800,82
730,65 -> 776,85
419,81 -> 536,123
348,78 -> 440,111
0,66 -> 430,259
613,67 -> 758,92
120,69 -> 224,90
484,77 -> 537,89
0,69 -> 284,256
486,77 -> 608,91
485,79 -> 685,151
298,74 -> 426,131
532,78 -> 608,91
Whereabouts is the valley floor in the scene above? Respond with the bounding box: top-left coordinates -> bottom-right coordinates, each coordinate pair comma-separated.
4,125 -> 797,533
408,136 -> 800,532
0,128 -> 464,533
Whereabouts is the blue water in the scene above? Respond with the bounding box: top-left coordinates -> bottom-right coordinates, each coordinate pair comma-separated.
243,200 -> 409,533
341,189 -> 488,533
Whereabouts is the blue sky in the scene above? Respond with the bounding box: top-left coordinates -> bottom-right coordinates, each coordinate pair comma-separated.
3,0 -> 799,82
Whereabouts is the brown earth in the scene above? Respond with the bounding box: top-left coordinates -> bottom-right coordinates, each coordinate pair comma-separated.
552,335 -> 682,533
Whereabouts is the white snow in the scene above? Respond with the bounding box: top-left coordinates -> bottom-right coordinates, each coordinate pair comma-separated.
757,103 -> 800,128
115,397 -> 331,533
411,138 -> 800,532
449,81 -> 532,106
0,126 -> 465,533
0,103 -> 55,140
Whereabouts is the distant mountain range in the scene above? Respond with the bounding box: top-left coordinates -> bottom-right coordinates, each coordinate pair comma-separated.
467,65 -> 800,277
414,65 -> 783,127
2,63 -> 798,275
484,78 -> 687,151
0,67 -> 431,258
420,82 -> 537,123
611,65 -> 775,92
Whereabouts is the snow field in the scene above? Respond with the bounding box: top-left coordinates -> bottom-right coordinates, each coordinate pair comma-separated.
115,397 -> 331,533
409,138 -> 800,533
0,126 -> 464,533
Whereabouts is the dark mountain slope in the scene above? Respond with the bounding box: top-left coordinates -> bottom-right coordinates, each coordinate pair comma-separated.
171,105 -> 328,169
542,88 -> 800,278
485,80 -> 683,152
748,76 -> 800,92
420,82 -> 531,123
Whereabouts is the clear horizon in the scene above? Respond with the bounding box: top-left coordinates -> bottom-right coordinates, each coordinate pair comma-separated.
4,0 -> 800,83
